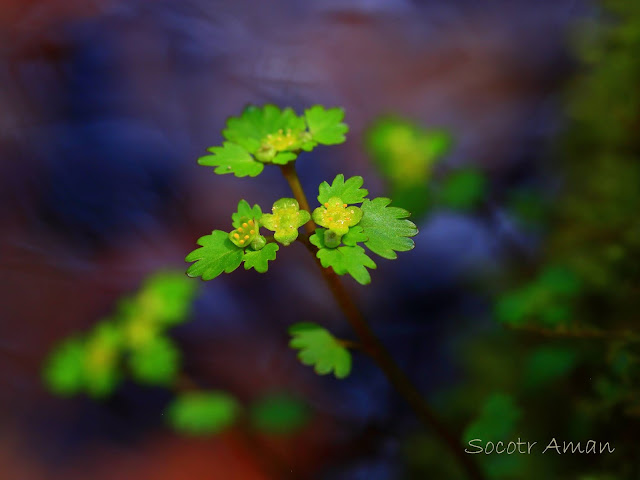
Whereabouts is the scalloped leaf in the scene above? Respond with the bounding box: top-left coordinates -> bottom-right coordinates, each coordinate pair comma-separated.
317,245 -> 377,285
198,142 -> 264,177
317,174 -> 368,205
186,230 -> 244,280
305,106 -> 348,145
359,197 -> 418,259
342,225 -> 368,246
289,323 -> 352,379
243,243 -> 279,273
232,200 -> 262,228
223,105 -> 306,153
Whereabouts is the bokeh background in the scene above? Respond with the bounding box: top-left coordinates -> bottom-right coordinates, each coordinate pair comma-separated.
3,0 -> 639,479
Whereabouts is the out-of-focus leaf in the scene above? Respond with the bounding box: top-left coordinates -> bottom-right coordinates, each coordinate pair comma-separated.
438,168 -> 487,211
463,393 -> 521,443
523,346 -> 579,390
42,338 -> 85,396
167,391 -> 240,436
129,336 -> 180,386
289,323 -> 352,379
249,394 -> 310,434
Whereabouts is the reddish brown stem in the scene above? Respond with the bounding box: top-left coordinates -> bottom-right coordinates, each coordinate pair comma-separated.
280,164 -> 484,480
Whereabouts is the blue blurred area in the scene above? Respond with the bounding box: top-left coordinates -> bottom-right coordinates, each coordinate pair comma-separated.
0,0 -> 588,478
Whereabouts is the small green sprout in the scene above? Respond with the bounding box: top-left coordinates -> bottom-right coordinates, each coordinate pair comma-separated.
260,198 -> 311,246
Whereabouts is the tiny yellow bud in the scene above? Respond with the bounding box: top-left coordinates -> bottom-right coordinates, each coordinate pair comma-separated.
244,235 -> 250,240
250,230 -> 255,234
234,233 -> 240,239
242,222 -> 248,228
239,239 -> 245,244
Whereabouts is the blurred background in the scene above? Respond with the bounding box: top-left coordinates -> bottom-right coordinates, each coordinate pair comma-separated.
2,0 -> 640,478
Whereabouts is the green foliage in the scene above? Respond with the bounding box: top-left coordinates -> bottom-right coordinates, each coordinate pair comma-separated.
167,391 -> 239,436
365,116 -> 452,186
243,243 -> 279,273
198,142 -> 264,177
260,198 -> 310,246
310,228 -> 377,284
342,225 -> 368,246
317,174 -> 368,205
42,338 -> 86,396
317,245 -> 377,285
232,200 -> 262,228
463,393 -> 521,443
359,197 -> 418,259
495,266 -> 581,327
197,105 -> 348,177
289,323 -> 352,379
364,116 -> 452,217
437,168 -> 487,211
523,346 -> 579,390
43,271 -> 198,398
186,230 -> 244,280
133,271 -> 200,327
249,394 -> 310,434
304,105 -> 349,145
82,322 -> 123,398
129,336 -> 181,386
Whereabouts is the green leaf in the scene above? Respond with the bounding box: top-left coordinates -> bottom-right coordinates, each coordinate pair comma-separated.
223,105 -> 306,153
186,230 -> 244,280
232,200 -> 262,228
304,106 -> 348,145
42,338 -> 86,396
538,266 -> 581,296
317,174 -> 368,205
365,117 -> 452,186
463,393 -> 521,443
198,142 -> 264,177
288,322 -> 352,379
260,198 -> 311,246
129,336 -> 180,386
342,225 -> 368,246
243,243 -> 279,273
167,391 -> 240,436
439,168 -> 487,211
135,271 -> 199,327
523,346 -> 578,390
249,394 -> 310,435
83,322 -> 123,398
317,245 -> 377,285
359,197 -> 418,259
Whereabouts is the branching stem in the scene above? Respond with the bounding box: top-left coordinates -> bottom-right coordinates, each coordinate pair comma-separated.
280,163 -> 484,480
